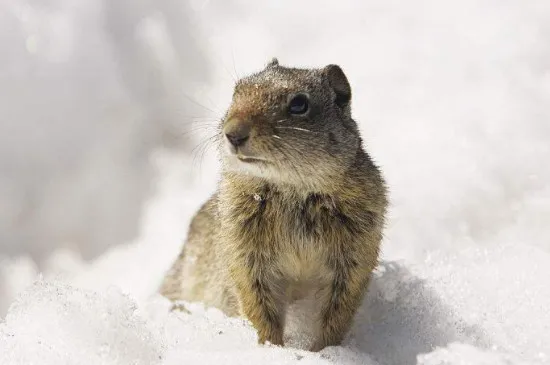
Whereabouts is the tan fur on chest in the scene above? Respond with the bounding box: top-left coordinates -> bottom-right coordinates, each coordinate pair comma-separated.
220,180 -> 337,284
278,243 -> 332,299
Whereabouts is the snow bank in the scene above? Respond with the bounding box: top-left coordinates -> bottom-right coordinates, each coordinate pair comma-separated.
2,244 -> 549,364
0,281 -> 163,365
0,280 -> 371,365
0,0 -> 210,261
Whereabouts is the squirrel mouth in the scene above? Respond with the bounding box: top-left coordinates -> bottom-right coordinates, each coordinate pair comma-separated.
237,155 -> 269,164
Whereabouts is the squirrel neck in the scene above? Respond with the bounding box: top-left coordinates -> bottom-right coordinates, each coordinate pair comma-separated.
220,146 -> 372,205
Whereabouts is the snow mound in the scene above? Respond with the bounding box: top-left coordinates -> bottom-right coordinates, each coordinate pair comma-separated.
0,281 -> 376,365
2,243 -> 549,365
0,281 -> 163,365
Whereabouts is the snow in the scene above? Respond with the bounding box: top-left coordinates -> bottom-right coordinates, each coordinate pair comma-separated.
2,0 -> 550,364
2,242 -> 549,364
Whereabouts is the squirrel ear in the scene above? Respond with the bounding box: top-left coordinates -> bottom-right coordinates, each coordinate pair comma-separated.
266,58 -> 279,68
323,64 -> 351,108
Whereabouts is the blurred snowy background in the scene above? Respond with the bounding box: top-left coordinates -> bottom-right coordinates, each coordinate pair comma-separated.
1,1 -> 550,364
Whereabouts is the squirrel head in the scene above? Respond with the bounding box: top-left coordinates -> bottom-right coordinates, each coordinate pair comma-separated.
220,59 -> 362,192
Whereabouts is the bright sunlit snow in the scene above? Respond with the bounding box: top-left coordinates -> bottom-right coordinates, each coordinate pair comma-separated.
1,0 -> 550,364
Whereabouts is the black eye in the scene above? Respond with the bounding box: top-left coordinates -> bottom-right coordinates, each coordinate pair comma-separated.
288,94 -> 309,115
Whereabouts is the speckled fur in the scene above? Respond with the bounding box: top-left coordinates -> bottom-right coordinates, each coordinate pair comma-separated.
160,59 -> 388,351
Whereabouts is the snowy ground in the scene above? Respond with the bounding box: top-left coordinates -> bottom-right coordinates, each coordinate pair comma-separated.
2,1 -> 550,364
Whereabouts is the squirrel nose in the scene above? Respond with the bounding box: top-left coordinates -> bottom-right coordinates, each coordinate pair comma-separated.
224,118 -> 251,148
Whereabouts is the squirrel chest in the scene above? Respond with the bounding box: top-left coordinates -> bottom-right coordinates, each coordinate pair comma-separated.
218,182 -> 367,300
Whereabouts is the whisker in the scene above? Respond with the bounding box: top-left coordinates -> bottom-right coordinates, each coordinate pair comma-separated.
191,133 -> 220,171
171,117 -> 220,128
221,60 -> 237,84
275,126 -> 314,133
231,48 -> 241,80
272,135 -> 282,139
178,126 -> 219,138
275,119 -> 289,123
181,92 -> 219,115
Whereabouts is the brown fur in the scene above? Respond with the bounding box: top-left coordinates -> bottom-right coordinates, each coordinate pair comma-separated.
160,59 -> 388,351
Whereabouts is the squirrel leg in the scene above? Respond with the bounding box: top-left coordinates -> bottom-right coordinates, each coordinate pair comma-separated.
310,264 -> 370,352
232,265 -> 285,346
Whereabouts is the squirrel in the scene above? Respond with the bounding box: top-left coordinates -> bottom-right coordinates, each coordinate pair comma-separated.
160,58 -> 388,352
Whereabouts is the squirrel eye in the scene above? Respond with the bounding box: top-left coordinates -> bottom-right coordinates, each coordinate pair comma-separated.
288,94 -> 309,115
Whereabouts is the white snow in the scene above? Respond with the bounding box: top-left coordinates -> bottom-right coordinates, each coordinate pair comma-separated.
2,0 -> 550,364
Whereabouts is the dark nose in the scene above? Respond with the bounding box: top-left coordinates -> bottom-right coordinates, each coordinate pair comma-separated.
224,118 -> 251,148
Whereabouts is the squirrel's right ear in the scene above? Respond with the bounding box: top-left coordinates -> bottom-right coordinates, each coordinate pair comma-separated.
323,65 -> 351,108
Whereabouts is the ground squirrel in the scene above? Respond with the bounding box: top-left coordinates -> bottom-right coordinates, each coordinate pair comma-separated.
160,58 -> 388,352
